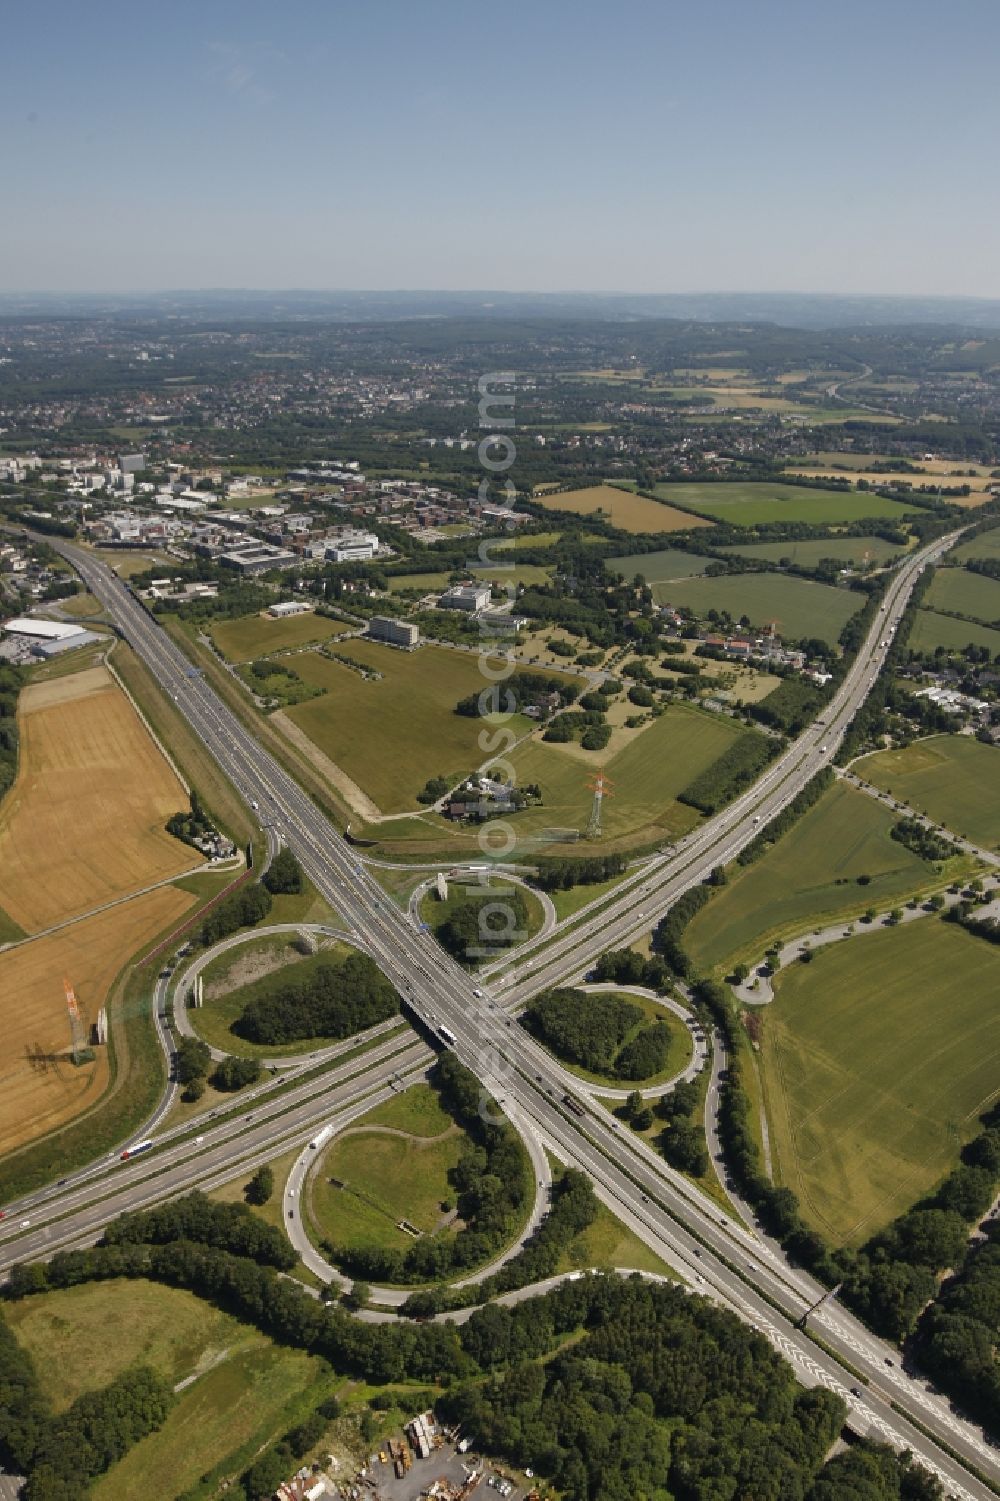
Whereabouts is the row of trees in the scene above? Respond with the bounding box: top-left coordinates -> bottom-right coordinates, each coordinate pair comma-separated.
0,664 -> 25,803
529,851 -> 627,892
736,767 -> 834,866
199,880 -> 272,947
234,951 -> 399,1045
678,732 -> 780,815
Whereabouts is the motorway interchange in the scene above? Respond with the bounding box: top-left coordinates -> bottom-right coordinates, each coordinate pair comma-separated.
0,530 -> 996,1500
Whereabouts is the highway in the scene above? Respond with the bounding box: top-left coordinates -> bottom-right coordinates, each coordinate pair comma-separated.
2,530 -> 995,1499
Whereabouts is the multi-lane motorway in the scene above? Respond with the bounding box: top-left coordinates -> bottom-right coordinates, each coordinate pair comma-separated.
2,530 -> 996,1499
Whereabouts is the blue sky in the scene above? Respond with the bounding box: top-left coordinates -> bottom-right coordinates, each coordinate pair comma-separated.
2,0 -> 997,294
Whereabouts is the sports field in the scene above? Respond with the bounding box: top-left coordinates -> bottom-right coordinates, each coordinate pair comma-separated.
684,781 -> 948,972
0,665 -> 200,933
209,609 -> 353,662
651,481 -> 917,527
952,526 -> 1000,563
0,884 -> 194,1160
761,920 -> 1000,1243
280,642 -> 545,815
716,536 -> 906,567
607,546 -> 716,582
857,734 -> 1000,847
536,484 -> 712,534
507,702 -> 753,850
644,571 -> 863,643
924,566 -> 1000,625
908,608 -> 1000,654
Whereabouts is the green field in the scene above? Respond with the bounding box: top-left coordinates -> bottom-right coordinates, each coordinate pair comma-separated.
606,547 -> 716,582
209,610 -> 353,662
507,703 -> 753,851
645,571 -> 863,643
91,549 -> 175,578
857,734 -> 1000,847
92,1340 -> 326,1501
6,1279 -> 255,1411
192,939 -> 370,1057
651,481 -> 917,527
951,526 -> 1000,563
388,565 -> 552,593
908,609 -> 1000,655
59,591 -> 106,618
924,566 -> 1000,626
761,920 -> 1000,1243
308,1085 -> 468,1256
716,536 -> 906,566
386,571 -> 452,593
282,642 -> 543,815
685,781 -> 951,972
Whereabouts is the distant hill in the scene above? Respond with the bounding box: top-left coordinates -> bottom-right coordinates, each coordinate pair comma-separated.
2,288 -> 1000,332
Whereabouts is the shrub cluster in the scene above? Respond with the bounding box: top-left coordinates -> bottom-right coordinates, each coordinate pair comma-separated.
199,880 -> 272,947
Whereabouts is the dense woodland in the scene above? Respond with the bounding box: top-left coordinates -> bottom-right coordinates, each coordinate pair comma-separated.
522,988 -> 674,1082
233,950 -> 399,1045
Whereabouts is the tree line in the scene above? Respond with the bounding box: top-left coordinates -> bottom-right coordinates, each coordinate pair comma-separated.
678,732 -> 780,815
529,852 -> 627,892
1,1190 -> 947,1499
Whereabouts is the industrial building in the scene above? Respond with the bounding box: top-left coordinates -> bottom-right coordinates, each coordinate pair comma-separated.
440,582 -> 491,613
218,541 -> 297,576
369,615 -> 420,648
324,530 -> 379,562
1,616 -> 102,658
268,600 -> 312,618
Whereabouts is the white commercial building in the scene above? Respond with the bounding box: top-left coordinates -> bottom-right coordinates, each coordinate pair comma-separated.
268,600 -> 311,618
324,531 -> 379,563
2,617 -> 85,641
440,582 -> 491,613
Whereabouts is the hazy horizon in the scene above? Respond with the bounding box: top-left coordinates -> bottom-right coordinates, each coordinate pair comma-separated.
3,0 -> 997,297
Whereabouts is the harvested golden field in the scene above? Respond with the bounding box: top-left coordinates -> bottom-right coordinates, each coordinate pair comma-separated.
0,666 -> 200,933
537,484 -> 711,534
0,884 -> 194,1159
